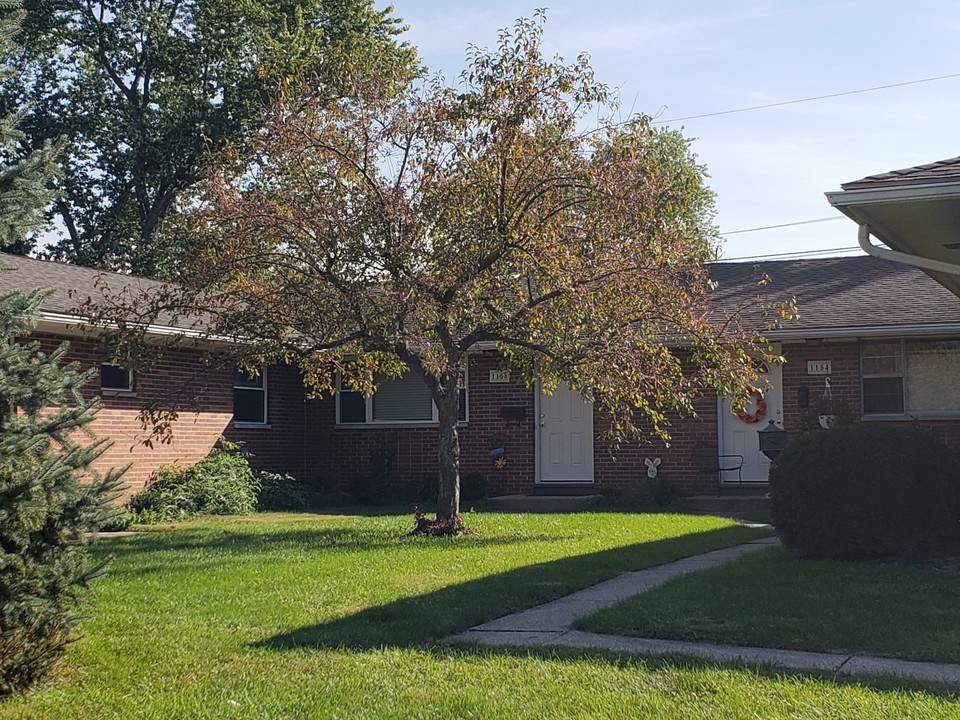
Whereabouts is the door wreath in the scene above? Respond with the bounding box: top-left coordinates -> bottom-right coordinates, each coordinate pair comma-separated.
735,389 -> 767,424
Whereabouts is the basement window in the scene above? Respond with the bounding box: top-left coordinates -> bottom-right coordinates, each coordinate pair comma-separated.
100,364 -> 133,393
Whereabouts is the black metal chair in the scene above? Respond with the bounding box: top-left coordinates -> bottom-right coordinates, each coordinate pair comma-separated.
693,441 -> 743,486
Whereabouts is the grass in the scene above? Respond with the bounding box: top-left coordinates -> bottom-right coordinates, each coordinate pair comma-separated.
1,510 -> 957,719
578,545 -> 960,664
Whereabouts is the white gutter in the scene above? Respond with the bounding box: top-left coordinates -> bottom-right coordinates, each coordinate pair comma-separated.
765,322 -> 960,341
825,180 -> 960,207
857,224 -> 960,277
36,310 -> 239,346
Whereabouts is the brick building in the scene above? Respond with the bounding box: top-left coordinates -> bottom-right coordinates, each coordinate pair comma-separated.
4,251 -> 960,500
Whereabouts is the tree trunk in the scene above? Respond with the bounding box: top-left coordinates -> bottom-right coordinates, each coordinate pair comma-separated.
434,373 -> 461,520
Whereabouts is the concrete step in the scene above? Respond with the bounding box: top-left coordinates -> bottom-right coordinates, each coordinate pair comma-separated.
532,483 -> 597,497
485,494 -> 603,512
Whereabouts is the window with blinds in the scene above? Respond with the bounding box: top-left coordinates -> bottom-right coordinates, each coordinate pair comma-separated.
861,339 -> 960,417
337,369 -> 468,424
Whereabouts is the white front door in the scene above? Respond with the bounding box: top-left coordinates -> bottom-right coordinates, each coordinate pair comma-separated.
718,359 -> 784,484
537,382 -> 594,484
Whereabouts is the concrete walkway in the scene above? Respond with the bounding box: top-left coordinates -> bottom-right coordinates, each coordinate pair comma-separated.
446,536 -> 960,685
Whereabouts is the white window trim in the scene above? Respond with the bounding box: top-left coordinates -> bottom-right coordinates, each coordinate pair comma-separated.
100,363 -> 134,394
335,366 -> 469,426
233,367 -> 269,426
860,338 -> 960,420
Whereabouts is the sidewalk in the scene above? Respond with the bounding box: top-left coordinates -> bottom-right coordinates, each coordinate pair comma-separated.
446,536 -> 960,685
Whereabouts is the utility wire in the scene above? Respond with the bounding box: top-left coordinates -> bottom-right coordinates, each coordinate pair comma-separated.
720,216 -> 844,236
718,246 -> 861,262
654,71 -> 960,124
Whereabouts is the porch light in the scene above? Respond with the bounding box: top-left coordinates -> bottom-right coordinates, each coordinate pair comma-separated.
757,420 -> 787,461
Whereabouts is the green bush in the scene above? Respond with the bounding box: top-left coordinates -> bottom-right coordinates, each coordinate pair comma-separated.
604,475 -> 682,510
769,424 -> 960,560
256,472 -> 311,511
128,441 -> 258,521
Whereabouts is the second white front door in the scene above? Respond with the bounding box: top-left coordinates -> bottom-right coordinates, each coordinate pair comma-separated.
537,382 -> 594,484
718,358 -> 784,484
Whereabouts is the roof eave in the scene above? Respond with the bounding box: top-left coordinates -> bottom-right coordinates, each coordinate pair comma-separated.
36,311 -> 238,348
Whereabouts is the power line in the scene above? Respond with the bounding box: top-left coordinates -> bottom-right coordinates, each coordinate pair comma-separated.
654,71 -> 960,124
720,216 -> 844,236
718,245 -> 861,262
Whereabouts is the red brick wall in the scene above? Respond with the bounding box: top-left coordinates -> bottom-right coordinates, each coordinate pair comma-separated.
592,395 -> 719,496
226,364 -> 308,480
781,338 -> 960,455
31,332 -> 232,494
30,328 -> 960,502
30,332 -> 307,496
308,354 -> 537,498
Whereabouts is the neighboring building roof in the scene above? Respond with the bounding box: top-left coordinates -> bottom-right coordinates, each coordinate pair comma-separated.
708,255 -> 960,337
0,252 -> 202,335
826,156 -> 960,299
840,157 -> 960,190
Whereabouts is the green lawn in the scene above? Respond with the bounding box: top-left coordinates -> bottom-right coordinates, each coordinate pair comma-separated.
1,511 -> 957,719
578,545 -> 960,664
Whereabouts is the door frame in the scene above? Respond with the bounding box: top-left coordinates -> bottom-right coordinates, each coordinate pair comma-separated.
534,381 -> 595,484
716,354 -> 784,485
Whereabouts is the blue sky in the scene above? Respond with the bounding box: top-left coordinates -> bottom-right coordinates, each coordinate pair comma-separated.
392,1 -> 960,261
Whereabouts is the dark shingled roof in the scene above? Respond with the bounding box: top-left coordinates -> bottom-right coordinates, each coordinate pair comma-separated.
841,156 -> 960,190
707,255 -> 960,334
3,252 -> 959,339
0,252 -> 196,331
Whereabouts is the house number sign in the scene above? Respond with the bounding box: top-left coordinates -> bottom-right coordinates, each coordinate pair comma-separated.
807,360 -> 831,375
489,369 -> 511,383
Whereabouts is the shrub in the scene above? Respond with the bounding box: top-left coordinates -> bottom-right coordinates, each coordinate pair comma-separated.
769,424 -> 960,560
256,471 -> 311,511
604,475 -> 682,510
128,441 -> 258,521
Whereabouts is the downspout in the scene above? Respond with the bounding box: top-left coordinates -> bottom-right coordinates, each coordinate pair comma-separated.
858,224 -> 960,276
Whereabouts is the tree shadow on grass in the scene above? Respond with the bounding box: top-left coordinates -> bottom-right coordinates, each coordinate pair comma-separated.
428,643 -> 960,700
253,525 -> 766,650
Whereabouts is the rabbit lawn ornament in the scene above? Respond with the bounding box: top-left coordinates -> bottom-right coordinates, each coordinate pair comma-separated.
645,457 -> 661,479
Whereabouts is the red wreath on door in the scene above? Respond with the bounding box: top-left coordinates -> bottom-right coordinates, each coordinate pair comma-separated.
735,389 -> 767,424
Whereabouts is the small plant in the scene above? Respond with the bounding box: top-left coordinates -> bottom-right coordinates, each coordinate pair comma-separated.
409,507 -> 469,537
605,475 -> 682,510
256,472 -> 311,511
127,439 -> 258,521
98,507 -> 136,532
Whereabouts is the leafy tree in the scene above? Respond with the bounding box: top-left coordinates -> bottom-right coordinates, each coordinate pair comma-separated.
2,0 -> 415,275
0,1 -> 60,254
99,14 -> 774,525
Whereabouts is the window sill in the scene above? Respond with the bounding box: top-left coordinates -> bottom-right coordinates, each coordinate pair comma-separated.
335,422 -> 469,429
101,390 -> 137,398
233,422 -> 272,429
861,413 -> 960,422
